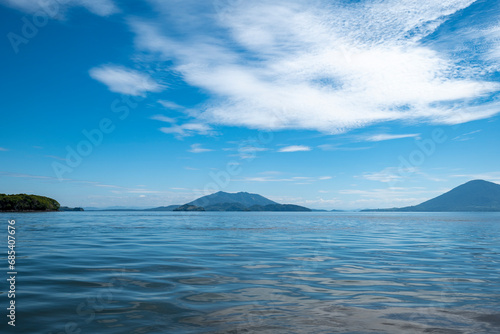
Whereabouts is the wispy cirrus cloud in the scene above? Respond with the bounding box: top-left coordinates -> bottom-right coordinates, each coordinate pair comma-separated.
160,123 -> 214,138
0,147 -> 8,151
278,145 -> 311,153
188,143 -> 213,153
89,65 -> 164,96
150,114 -> 176,123
226,146 -> 269,159
158,100 -> 185,110
360,167 -> 408,183
151,111 -> 215,139
130,0 -> 500,135
452,130 -> 482,141
364,133 -> 421,142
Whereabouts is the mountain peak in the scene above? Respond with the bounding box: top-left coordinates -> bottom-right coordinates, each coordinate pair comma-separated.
187,191 -> 278,208
363,179 -> 500,212
403,179 -> 500,212
463,179 -> 488,184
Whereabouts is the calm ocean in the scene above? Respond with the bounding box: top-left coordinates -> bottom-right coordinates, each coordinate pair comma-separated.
1,212 -> 499,333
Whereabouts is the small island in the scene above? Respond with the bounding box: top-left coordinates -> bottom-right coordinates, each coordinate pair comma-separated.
59,206 -> 85,212
0,194 -> 84,212
0,194 -> 60,212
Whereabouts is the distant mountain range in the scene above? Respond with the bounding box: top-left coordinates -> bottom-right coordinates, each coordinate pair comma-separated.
173,191 -> 311,212
77,180 -> 500,213
363,180 -> 500,212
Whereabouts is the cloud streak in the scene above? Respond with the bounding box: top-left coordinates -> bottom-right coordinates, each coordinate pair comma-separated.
278,145 -> 311,153
89,65 -> 164,96
189,143 -> 213,153
160,123 -> 214,138
364,133 -> 421,142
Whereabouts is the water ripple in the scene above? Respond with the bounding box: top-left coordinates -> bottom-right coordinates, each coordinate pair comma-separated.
1,211 -> 500,333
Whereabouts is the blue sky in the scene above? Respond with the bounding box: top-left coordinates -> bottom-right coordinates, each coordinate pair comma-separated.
0,0 -> 499,209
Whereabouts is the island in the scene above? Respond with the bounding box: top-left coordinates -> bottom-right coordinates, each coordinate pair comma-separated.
0,194 -> 85,212
0,194 -> 61,212
59,206 -> 85,212
171,191 -> 312,212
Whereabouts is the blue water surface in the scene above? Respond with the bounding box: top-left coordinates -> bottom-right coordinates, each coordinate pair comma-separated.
1,211 -> 499,333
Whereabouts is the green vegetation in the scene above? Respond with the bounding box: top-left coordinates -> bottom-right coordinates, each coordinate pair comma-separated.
204,202 -> 250,211
174,204 -> 205,212
0,194 -> 60,212
59,206 -> 84,211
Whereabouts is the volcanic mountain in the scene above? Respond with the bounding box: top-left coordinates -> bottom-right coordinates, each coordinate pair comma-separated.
364,180 -> 500,212
173,191 -> 311,212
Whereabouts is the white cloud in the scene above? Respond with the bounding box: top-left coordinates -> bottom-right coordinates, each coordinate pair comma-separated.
0,147 -> 8,151
130,0 -> 500,134
150,114 -> 176,123
0,0 -> 118,16
278,145 -> 311,153
89,65 -> 164,96
158,100 -> 184,110
360,167 -> 407,183
230,146 -> 269,159
188,143 -> 213,153
160,123 -> 214,138
452,130 -> 482,141
151,111 -> 214,139
364,133 -> 420,142
238,147 -> 269,153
